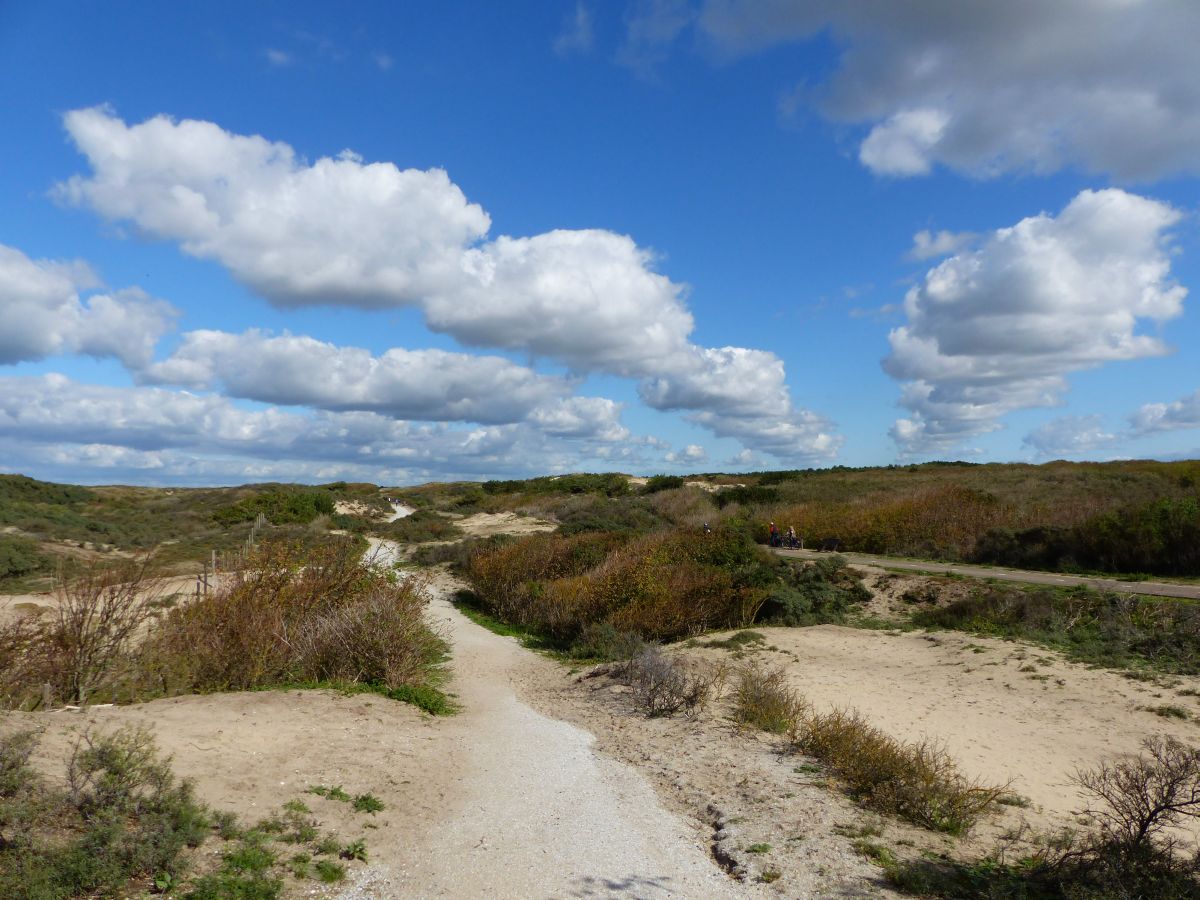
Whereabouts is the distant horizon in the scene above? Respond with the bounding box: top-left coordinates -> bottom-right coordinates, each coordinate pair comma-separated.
5,455 -> 1199,492
3,2 -> 1200,486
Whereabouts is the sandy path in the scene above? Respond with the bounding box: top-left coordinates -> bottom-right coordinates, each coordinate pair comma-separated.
774,547 -> 1200,600
376,590 -> 751,898
358,538 -> 753,897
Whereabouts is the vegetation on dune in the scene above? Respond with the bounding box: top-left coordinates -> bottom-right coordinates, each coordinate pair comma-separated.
0,727 -> 379,899
886,736 -> 1200,898
0,537 -> 451,714
0,727 -> 208,899
916,584 -> 1200,675
467,528 -> 775,646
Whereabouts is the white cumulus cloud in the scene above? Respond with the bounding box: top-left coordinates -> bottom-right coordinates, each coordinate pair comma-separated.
1131,390 -> 1200,435
1022,415 -> 1119,459
906,229 -> 975,262
694,0 -> 1200,180
0,243 -> 176,367
141,329 -> 581,426
57,107 -> 837,461
884,189 -> 1186,455
0,374 -> 644,484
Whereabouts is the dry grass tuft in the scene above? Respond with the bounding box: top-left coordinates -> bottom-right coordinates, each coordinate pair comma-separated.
793,707 -> 1007,835
733,663 -> 807,734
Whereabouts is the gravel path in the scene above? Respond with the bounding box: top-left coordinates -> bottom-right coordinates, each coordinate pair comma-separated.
347,540 -> 754,899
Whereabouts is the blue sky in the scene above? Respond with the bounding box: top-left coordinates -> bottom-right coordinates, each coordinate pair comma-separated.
2,1 -> 1199,485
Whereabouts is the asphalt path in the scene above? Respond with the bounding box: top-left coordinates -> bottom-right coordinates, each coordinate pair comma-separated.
772,547 -> 1200,601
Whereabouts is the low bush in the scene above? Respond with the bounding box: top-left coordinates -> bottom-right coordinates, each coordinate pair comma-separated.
213,489 -> 335,528
141,539 -> 448,702
620,646 -> 724,717
0,727 -> 208,899
469,528 -> 772,644
756,555 -> 871,626
885,736 -> 1200,898
793,708 -> 1004,834
376,510 -> 462,543
0,560 -> 161,708
914,584 -> 1200,675
641,475 -> 685,494
733,663 -> 806,734
0,534 -> 51,583
568,622 -> 647,661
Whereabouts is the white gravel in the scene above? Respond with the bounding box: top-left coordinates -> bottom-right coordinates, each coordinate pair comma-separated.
340,542 -> 755,899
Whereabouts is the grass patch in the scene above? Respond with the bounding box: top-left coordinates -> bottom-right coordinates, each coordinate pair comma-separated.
702,630 -> 766,651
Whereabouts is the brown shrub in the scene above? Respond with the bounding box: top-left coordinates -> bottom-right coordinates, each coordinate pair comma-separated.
468,528 -> 769,644
793,706 -> 1005,834
621,646 -> 725,717
733,663 -> 807,734
141,538 -> 445,695
0,561 -> 160,708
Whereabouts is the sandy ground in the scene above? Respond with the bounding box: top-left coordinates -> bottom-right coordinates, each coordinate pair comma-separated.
454,510 -> 556,538
6,548 -> 753,899
694,624 -> 1200,837
8,538 -> 1200,896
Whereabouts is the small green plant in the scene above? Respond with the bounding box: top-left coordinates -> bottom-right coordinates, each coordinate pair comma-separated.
340,839 -> 368,862
746,843 -> 772,854
307,784 -> 352,802
314,859 -> 346,883
288,853 -> 311,879
352,792 -> 384,814
851,840 -> 897,866
758,869 -> 782,883
315,835 -> 342,856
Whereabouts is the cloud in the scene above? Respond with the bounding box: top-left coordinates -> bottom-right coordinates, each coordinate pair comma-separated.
692,1 -> 1200,180
142,329 -> 576,424
884,189 -> 1186,455
0,374 -> 643,485
1022,415 -> 1118,459
264,48 -> 292,67
0,243 -> 176,367
372,52 -> 394,71
617,0 -> 695,75
554,2 -> 594,57
56,107 -> 491,310
906,229 -> 975,262
1131,389 -> 1200,435
58,107 -> 838,461
665,443 -> 707,464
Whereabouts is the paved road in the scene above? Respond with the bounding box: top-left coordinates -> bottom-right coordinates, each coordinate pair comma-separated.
773,547 -> 1200,601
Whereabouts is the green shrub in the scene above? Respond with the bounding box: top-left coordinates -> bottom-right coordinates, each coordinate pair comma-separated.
914,584 -> 1200,675
733,663 -> 806,734
0,727 -> 209,899
756,555 -> 871,626
213,489 -> 335,527
642,475 -> 685,494
0,535 -> 50,582
569,622 -> 648,661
